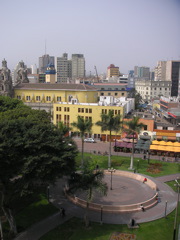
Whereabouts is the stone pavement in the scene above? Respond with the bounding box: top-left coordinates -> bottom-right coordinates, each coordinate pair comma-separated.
14,173 -> 180,240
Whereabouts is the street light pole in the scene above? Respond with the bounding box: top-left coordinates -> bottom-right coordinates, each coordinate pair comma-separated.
137,160 -> 139,173
164,200 -> 168,218
108,168 -> 116,190
173,179 -> 180,240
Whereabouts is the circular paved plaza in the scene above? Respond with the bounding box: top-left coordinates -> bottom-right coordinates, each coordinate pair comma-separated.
75,174 -> 155,206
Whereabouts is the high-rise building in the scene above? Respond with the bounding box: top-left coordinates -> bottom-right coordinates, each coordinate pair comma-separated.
39,54 -> 54,74
134,66 -> 150,79
71,54 -> 85,79
107,64 -> 119,79
56,53 -> 72,83
154,60 -> 180,97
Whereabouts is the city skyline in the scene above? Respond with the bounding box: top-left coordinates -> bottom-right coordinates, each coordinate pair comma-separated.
0,0 -> 180,75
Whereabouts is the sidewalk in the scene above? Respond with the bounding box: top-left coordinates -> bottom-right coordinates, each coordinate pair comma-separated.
14,173 -> 180,240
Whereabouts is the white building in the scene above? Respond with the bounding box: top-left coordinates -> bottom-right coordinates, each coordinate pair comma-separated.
135,79 -> 172,101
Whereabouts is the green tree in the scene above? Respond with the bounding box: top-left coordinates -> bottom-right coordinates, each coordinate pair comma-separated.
0,119 -> 77,236
57,121 -> 71,136
0,96 -> 25,112
96,110 -> 122,168
123,116 -> 145,170
127,88 -> 143,109
68,160 -> 107,227
71,116 -> 93,167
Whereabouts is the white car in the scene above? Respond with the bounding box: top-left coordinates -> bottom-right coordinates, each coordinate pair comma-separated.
84,138 -> 96,143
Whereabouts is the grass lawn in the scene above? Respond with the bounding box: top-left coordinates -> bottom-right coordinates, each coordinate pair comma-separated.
2,193 -> 58,238
76,153 -> 180,177
40,208 -> 180,240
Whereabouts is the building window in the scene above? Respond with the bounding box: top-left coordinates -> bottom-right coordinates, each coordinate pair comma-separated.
57,96 -> 61,101
64,107 -> 66,112
121,93 -> 124,96
101,93 -> 104,96
78,108 -> 81,113
46,96 -> 51,101
118,110 -> 120,114
26,96 -> 31,101
115,93 -> 118,96
89,109 -> 92,113
154,88 -> 156,90
108,93 -> 111,96
144,125 -> 147,130
86,108 -> 88,113
17,95 -> 21,100
36,96 -> 41,101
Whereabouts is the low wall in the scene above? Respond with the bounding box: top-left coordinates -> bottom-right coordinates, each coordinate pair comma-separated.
65,170 -> 158,213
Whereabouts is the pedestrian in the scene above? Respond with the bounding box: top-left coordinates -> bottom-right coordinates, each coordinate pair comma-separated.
143,178 -> 147,183
59,207 -> 63,216
61,207 -> 65,217
140,204 -> 145,212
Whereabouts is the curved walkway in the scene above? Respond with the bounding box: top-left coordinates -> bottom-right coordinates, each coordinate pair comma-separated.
14,173 -> 180,240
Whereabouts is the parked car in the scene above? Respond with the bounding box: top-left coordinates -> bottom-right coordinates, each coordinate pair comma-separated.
84,138 -> 96,143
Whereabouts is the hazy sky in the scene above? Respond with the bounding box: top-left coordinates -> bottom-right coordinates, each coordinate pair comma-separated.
0,0 -> 180,75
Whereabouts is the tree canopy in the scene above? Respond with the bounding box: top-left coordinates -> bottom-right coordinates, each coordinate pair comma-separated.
71,116 -> 93,167
127,88 -> 143,109
96,110 -> 122,168
0,96 -> 77,236
123,116 -> 145,169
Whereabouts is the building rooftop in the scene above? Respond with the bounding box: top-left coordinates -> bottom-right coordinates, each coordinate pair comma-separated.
14,83 -> 97,91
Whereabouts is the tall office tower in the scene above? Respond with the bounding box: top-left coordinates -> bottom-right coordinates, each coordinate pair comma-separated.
31,64 -> 38,74
128,70 -> 135,89
56,53 -> 72,83
134,66 -> 150,79
154,60 -> 180,97
154,61 -> 167,81
106,64 -> 120,79
166,61 -> 180,97
39,54 -> 54,74
71,54 -> 85,79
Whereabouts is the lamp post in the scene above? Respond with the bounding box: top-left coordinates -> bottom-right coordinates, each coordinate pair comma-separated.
108,168 -> 116,190
100,205 -> 103,225
164,200 -> 168,218
47,186 -> 50,202
136,160 -> 139,173
173,179 -> 180,240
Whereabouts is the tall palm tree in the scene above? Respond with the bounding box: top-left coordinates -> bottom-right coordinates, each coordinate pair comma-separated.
123,116 -> 145,170
68,161 -> 107,227
71,116 -> 93,167
96,110 -> 122,168
57,121 -> 70,136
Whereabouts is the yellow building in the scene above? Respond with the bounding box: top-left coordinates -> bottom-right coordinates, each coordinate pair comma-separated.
107,64 -> 120,79
14,83 -> 133,140
53,102 -> 124,140
14,83 -> 98,104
